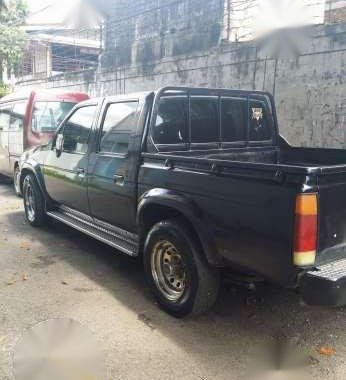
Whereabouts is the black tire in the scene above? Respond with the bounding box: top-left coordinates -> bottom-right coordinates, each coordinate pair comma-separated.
143,219 -> 220,317
23,173 -> 47,227
13,166 -> 22,197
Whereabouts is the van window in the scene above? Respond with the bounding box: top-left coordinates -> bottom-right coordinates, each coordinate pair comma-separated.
32,101 -> 76,133
0,105 -> 11,131
249,99 -> 272,141
190,97 -> 218,143
10,102 -> 26,130
221,98 -> 247,142
153,96 -> 188,145
99,101 -> 139,154
62,105 -> 96,154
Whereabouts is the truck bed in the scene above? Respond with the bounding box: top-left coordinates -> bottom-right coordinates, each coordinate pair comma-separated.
155,145 -> 346,174
143,143 -> 346,272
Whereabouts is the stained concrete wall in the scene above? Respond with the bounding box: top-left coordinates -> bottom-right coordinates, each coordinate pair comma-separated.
101,0 -> 223,68
16,22 -> 346,148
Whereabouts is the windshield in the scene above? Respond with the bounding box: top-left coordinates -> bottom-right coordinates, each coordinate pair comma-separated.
32,101 -> 76,133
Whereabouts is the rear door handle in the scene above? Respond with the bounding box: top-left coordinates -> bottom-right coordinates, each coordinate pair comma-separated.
113,174 -> 124,184
76,168 -> 85,176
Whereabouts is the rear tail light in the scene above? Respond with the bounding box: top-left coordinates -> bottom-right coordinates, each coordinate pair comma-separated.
293,193 -> 318,266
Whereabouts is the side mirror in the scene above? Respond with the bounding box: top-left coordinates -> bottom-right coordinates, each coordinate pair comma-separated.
55,133 -> 64,156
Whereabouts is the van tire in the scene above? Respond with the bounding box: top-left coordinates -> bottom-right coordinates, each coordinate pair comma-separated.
23,173 -> 47,227
143,219 -> 220,317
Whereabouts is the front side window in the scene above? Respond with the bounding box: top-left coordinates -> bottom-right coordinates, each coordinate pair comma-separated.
190,97 -> 218,143
10,102 -> 26,130
32,101 -> 76,133
249,99 -> 272,141
221,98 -> 247,142
99,101 -> 139,154
153,96 -> 188,145
62,105 -> 96,154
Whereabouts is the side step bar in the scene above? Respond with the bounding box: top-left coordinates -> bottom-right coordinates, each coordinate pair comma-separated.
300,258 -> 346,307
47,208 -> 139,257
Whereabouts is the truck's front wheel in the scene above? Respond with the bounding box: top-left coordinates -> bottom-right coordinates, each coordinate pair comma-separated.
143,219 -> 220,317
23,173 -> 47,227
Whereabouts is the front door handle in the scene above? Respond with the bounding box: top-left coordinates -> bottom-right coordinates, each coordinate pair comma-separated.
76,168 -> 85,176
113,174 -> 124,185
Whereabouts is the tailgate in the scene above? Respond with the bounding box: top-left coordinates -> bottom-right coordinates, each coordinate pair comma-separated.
317,171 -> 346,265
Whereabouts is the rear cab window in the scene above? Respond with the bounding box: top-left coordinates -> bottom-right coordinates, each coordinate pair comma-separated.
152,96 -> 188,151
248,95 -> 275,145
190,96 -> 218,148
221,97 -> 247,147
149,90 -> 275,152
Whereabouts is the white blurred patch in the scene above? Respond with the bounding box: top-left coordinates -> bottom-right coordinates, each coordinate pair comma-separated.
228,0 -> 325,42
13,318 -> 106,380
245,335 -> 312,380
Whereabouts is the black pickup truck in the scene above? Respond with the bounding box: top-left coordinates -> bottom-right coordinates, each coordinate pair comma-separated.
19,86 -> 346,317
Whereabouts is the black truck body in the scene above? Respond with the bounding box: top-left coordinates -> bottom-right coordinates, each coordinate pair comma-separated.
19,87 -> 346,316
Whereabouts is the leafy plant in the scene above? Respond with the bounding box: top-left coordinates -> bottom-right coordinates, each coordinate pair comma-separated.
0,0 -> 27,83
0,83 -> 10,97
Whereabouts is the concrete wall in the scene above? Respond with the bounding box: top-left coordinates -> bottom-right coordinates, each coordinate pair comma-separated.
16,21 -> 346,148
101,0 -> 223,68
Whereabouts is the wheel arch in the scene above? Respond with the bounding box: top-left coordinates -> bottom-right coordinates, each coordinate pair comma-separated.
137,189 -> 222,266
20,163 -> 46,200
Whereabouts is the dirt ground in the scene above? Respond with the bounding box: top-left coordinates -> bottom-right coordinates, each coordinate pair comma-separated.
0,179 -> 345,380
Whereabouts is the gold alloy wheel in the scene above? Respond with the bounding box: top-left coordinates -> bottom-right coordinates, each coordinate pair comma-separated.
151,240 -> 187,301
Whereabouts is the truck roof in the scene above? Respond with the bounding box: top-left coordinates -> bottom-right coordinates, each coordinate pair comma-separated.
75,86 -> 273,108
0,88 -> 89,103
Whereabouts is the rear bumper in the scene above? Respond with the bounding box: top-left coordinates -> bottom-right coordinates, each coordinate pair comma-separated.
300,258 -> 346,307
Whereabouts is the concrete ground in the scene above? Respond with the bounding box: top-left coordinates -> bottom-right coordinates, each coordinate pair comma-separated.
0,179 -> 345,380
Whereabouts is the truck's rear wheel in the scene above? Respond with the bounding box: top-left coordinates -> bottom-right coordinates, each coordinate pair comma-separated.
23,173 -> 46,227
143,219 -> 220,317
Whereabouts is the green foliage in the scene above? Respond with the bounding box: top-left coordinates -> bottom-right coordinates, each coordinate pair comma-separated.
0,0 -> 27,82
0,83 -> 10,97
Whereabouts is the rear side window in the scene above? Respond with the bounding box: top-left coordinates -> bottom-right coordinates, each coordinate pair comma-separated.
190,97 -> 218,143
10,102 -> 26,130
249,99 -> 272,141
221,98 -> 247,142
153,96 -> 188,145
0,105 -> 11,131
99,101 -> 139,154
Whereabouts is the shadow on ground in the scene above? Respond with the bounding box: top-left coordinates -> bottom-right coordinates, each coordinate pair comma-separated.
2,180 -> 345,376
